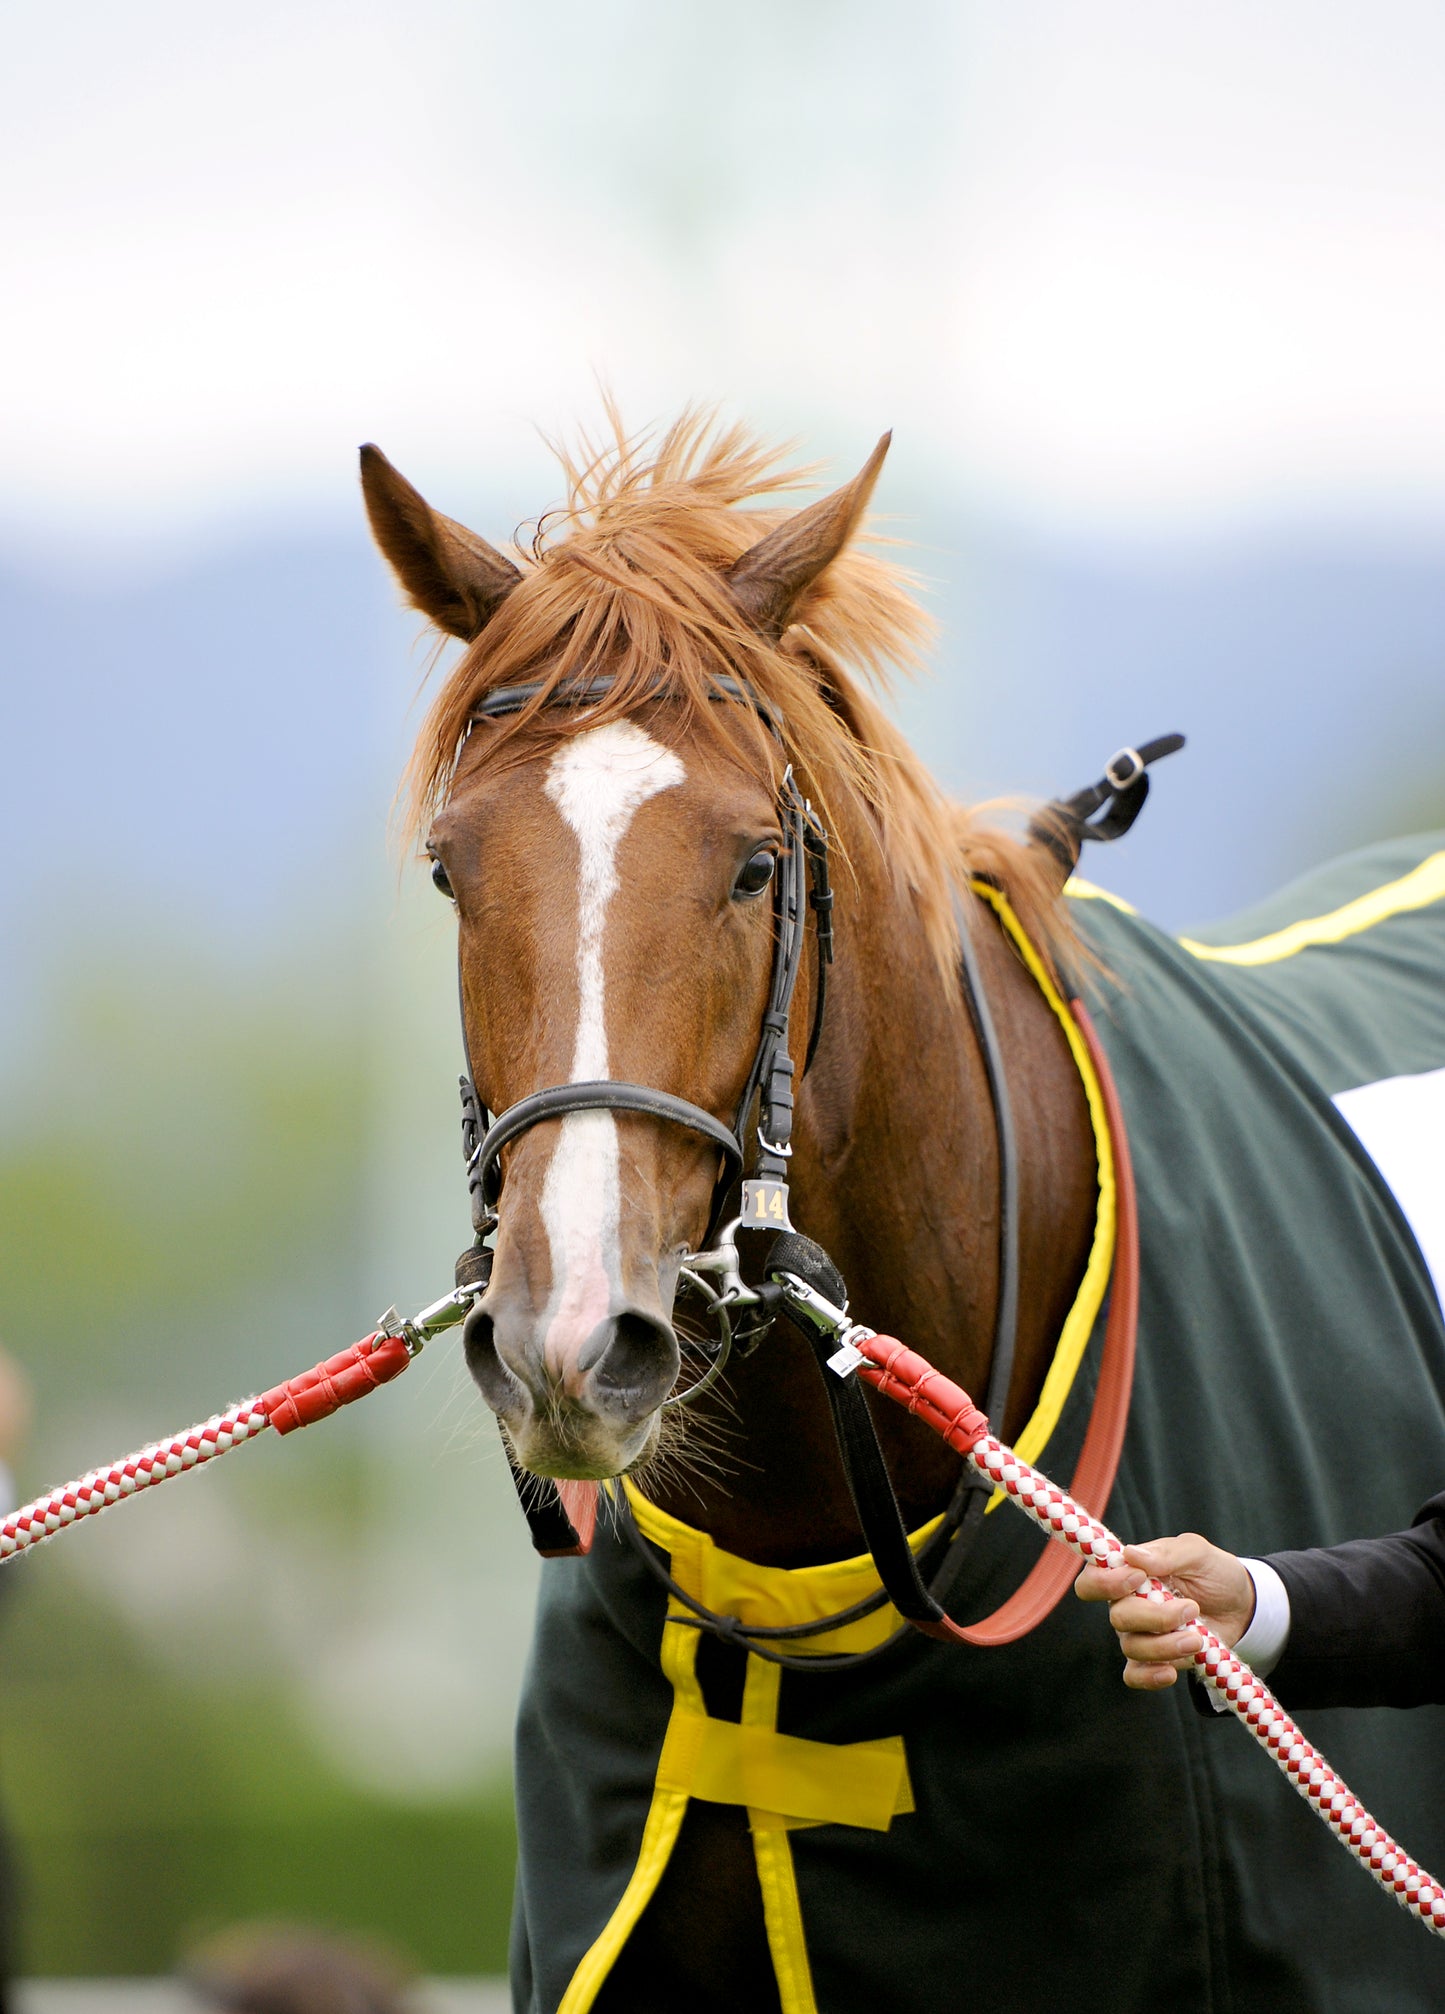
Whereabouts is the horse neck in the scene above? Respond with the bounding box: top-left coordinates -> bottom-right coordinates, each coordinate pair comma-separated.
656,831 -> 1097,1569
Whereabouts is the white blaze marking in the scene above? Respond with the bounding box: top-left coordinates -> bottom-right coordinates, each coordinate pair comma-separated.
539,721 -> 685,1373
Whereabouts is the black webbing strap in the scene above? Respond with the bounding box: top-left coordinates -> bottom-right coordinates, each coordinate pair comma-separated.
801,818 -> 834,1076
765,882 -> 1024,1639
920,885 -> 1023,1599
804,1333 -> 944,1628
1031,732 -> 1185,872
738,772 -> 809,1185
617,1487 -> 895,1670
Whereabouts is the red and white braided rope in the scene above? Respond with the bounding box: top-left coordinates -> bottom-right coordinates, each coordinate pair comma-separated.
6,1314 -> 1441,1934
856,1332 -> 1445,1938
0,1400 -> 271,1562
0,1330 -> 412,1568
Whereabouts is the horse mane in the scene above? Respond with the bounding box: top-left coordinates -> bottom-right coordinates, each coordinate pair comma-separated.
404,409 -> 1075,981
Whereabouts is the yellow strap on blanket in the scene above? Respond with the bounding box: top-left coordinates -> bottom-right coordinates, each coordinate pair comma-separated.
656,1707 -> 914,1833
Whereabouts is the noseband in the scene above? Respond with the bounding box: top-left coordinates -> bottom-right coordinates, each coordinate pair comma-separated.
453,674 -> 835,1361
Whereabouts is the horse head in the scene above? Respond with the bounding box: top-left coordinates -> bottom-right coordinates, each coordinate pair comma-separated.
361,425 -> 896,1480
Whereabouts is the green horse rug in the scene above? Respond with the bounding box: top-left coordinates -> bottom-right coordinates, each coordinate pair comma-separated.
511,832 -> 1445,2014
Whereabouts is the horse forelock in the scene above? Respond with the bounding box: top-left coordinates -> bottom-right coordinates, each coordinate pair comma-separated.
403,408 -> 1077,984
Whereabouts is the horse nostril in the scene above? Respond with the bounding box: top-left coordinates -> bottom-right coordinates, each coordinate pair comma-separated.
587,1310 -> 680,1422
463,1301 -> 525,1415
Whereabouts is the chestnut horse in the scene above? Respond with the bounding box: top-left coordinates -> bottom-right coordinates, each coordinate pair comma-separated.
362,418 -> 1445,2013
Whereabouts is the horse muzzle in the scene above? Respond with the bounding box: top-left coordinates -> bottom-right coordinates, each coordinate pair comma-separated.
463,1291 -> 679,1478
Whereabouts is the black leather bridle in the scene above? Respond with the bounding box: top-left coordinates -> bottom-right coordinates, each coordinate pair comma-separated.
452,673 -> 835,1285
449,678 -> 1182,1664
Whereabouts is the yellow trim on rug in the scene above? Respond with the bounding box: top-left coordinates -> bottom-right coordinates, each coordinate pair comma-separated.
656,1705 -> 912,1830
556,1619 -> 702,2014
1064,874 -> 1139,914
742,1658 -> 830,2009
752,1820 -> 820,2014
741,1656 -> 807,1836
556,1558 -> 913,2008
971,883 -> 1117,1475
626,1482 -> 944,1655
1068,851 -> 1445,968
1176,848 -> 1445,966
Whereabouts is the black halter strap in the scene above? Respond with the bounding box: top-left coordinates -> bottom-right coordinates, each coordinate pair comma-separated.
454,673 -> 832,1254
611,879 -> 1022,1669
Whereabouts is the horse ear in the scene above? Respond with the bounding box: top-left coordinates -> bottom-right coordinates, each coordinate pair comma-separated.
359,444 -> 522,641
726,432 -> 891,641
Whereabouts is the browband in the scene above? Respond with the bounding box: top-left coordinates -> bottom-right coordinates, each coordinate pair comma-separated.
470,671 -> 783,738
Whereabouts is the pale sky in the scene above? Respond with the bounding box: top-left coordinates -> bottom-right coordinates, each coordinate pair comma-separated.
5,0 -> 1445,547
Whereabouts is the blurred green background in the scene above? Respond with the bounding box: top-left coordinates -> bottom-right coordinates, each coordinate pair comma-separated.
0,921 -> 532,1969
2,0 -> 1444,1976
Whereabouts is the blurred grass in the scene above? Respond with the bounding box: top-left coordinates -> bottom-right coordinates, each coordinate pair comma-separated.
0,1557 -> 515,1972
1,764 -> 1439,1972
0,935 -> 519,1972
0,936 -> 372,1417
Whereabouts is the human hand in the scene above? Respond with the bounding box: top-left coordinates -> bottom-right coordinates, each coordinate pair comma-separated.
1074,1532 -> 1257,1690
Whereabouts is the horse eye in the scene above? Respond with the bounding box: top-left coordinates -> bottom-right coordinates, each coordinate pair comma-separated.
733,849 -> 777,898
430,855 -> 454,899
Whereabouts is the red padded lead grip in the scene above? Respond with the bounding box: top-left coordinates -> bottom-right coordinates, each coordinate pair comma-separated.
855,1337 -> 990,1454
260,1333 -> 413,1436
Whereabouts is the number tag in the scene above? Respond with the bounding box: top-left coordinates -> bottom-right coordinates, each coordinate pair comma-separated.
740,1178 -> 792,1230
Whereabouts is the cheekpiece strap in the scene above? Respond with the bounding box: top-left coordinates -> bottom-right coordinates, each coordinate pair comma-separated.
459,1074 -> 492,1238
453,670 -> 832,1262
469,671 -> 783,738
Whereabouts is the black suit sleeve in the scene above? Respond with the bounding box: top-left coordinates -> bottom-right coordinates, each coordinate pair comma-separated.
1262,1490 -> 1445,1710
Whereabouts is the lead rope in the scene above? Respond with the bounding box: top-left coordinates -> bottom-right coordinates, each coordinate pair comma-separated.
0,1292 -> 472,1565
4,1300 -> 1442,1934
839,1329 -> 1445,1936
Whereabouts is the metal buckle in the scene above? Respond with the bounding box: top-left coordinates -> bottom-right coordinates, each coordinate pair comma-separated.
1105,746 -> 1143,792
671,1206 -> 793,1393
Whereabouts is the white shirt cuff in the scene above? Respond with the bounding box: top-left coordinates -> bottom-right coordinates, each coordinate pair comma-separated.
1206,1557 -> 1292,1709
0,1459 -> 14,1518
1234,1558 -> 1292,1674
